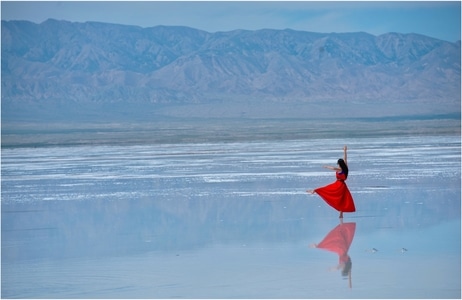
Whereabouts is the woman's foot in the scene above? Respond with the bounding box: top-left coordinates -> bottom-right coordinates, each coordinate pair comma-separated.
339,211 -> 344,218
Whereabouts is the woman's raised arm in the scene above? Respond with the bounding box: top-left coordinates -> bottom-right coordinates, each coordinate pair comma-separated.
343,145 -> 348,166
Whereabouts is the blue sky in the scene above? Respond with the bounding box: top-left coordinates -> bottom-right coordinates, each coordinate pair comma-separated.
1,1 -> 461,42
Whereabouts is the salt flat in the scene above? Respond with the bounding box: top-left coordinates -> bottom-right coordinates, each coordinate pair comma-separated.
1,135 -> 460,298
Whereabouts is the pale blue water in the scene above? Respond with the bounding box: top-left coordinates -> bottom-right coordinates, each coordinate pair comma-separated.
1,135 -> 460,298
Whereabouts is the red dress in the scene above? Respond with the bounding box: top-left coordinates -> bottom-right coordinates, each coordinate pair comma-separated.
314,172 -> 356,212
316,222 -> 356,264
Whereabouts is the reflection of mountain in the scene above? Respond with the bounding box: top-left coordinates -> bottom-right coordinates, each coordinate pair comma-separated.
1,198 -> 318,262
356,195 -> 461,230
2,194 -> 459,262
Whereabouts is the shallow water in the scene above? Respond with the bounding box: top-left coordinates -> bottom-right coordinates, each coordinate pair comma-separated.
1,135 -> 460,298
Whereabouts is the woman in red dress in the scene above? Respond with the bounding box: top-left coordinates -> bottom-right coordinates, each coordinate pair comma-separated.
307,145 -> 355,218
311,220 -> 356,288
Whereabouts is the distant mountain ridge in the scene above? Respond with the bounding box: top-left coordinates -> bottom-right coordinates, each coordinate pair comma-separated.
2,19 -> 460,105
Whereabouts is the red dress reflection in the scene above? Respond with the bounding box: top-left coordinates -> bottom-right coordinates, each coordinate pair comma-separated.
314,172 -> 356,213
314,221 -> 356,287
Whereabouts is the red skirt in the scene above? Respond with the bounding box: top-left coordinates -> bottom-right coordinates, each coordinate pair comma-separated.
315,180 -> 356,212
316,222 -> 356,261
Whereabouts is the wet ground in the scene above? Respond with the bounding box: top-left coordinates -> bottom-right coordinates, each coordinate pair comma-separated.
2,135 -> 460,298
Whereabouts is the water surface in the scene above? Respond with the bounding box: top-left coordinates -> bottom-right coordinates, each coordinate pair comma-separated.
2,135 -> 460,298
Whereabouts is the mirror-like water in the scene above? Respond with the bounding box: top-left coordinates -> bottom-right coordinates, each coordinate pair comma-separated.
2,135 -> 460,298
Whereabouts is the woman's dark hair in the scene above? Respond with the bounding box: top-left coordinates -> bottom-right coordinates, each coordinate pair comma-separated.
337,158 -> 349,178
341,256 -> 352,277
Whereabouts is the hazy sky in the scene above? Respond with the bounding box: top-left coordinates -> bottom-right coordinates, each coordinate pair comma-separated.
1,1 -> 461,42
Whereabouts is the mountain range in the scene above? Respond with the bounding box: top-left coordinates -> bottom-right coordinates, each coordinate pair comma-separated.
1,19 -> 461,122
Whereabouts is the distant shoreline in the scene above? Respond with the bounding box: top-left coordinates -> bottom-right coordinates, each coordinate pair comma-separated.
2,117 -> 460,148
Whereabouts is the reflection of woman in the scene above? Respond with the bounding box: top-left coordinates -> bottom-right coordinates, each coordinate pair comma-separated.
311,220 -> 356,288
307,145 -> 356,218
